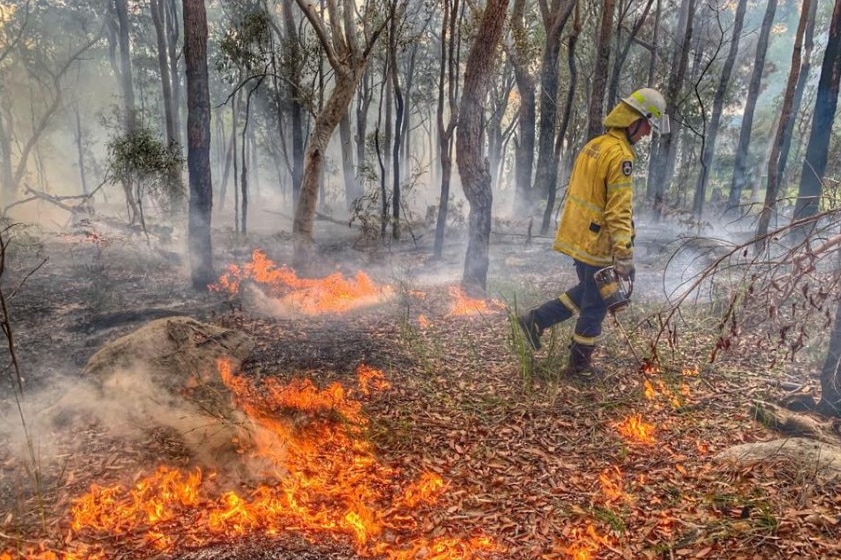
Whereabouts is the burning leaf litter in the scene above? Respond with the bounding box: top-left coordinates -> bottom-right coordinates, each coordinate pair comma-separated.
2,362 -> 498,559
211,249 -> 395,315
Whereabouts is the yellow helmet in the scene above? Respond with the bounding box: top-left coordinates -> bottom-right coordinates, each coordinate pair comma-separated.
622,88 -> 670,134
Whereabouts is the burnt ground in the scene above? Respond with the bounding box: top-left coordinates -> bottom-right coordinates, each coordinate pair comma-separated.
0,215 -> 839,559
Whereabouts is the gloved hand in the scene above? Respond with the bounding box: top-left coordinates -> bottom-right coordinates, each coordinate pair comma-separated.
613,257 -> 635,281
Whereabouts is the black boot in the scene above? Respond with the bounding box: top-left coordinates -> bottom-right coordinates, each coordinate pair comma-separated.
564,342 -> 602,379
518,299 -> 575,351
517,310 -> 544,350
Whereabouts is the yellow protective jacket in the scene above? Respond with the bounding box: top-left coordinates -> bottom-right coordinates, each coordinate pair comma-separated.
553,128 -> 636,267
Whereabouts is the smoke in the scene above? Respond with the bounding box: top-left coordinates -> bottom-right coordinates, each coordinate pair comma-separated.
0,366 -> 261,482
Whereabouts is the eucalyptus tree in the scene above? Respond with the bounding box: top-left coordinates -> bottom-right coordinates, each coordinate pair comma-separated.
793,0 -> 841,223
291,0 -> 392,272
726,0 -> 778,213
0,1 -> 104,207
433,0 -> 462,260
692,0 -> 747,219
531,0 -> 575,230
648,0 -> 695,220
756,0 -> 814,246
216,0 -> 275,232
541,0 -> 580,235
456,0 -> 509,293
183,0 -> 214,290
606,0 -> 656,110
506,0 -> 539,215
586,0 -> 616,139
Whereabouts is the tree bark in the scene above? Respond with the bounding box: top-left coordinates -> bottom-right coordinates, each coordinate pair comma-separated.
456,0 -> 510,293
291,0 -> 386,271
183,0 -> 214,291
727,0 -> 778,213
167,0 -> 182,146
541,2 -> 580,235
433,0 -> 460,260
152,0 -> 183,215
792,0 -> 841,222
339,114 -> 358,209
533,0 -> 576,225
606,0 -> 654,110
692,0 -> 747,218
586,0 -> 616,140
778,0 -> 818,187
115,0 -> 137,134
282,0 -> 305,206
508,0 -> 536,216
649,0 -> 694,220
756,0 -> 812,247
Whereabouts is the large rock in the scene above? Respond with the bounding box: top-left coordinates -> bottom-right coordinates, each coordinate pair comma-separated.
83,316 -> 255,468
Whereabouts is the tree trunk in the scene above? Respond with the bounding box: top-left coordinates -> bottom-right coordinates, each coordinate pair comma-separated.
533,0 -> 576,224
390,10 -> 404,241
509,0 -> 536,216
283,0 -> 304,206
778,0 -> 818,187
183,0 -> 214,291
339,114 -> 358,210
649,0 -> 694,220
115,0 -> 137,134
456,0 -> 509,294
756,0 -> 811,248
818,295 -> 841,416
291,0 -> 384,270
433,0 -> 460,260
73,104 -> 89,195
167,0 -> 182,146
727,0 -> 778,213
0,108 -> 12,202
293,71 -> 363,269
152,0 -> 183,215
792,0 -> 841,222
586,0 -> 616,140
606,0 -> 654,110
541,2 -> 580,235
152,0 -> 175,143
692,0 -> 747,218
355,66 -> 372,180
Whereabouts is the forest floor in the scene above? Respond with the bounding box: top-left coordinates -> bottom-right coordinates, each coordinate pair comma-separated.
0,213 -> 839,560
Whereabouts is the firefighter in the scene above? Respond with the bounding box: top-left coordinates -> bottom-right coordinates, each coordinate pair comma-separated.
518,88 -> 669,378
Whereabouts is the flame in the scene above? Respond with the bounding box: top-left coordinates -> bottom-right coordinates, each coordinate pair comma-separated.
418,314 -> 430,329
598,467 -> 626,503
446,286 -> 502,317
643,380 -> 656,400
5,362 -> 497,559
210,249 -> 394,315
560,524 -> 607,560
616,415 -> 656,445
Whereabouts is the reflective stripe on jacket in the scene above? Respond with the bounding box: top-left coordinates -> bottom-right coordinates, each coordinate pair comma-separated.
553,128 -> 636,267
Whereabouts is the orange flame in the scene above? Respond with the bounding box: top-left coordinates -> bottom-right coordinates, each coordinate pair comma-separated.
5,361 -> 496,559
598,466 -> 626,503
561,524 -> 607,560
446,286 -> 501,317
417,314 -> 430,329
616,415 -> 656,445
210,249 -> 393,315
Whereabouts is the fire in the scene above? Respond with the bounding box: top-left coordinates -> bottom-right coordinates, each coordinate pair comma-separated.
598,467 -> 626,503
4,362 -> 497,559
418,314 -> 430,329
558,524 -> 607,560
616,414 -> 656,445
210,249 -> 394,315
446,286 -> 501,317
